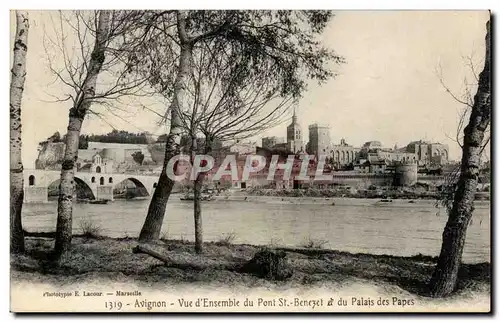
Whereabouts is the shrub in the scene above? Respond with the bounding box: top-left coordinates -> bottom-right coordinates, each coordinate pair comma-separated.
78,218 -> 103,239
267,238 -> 283,248
215,232 -> 236,246
160,230 -> 169,242
300,236 -> 328,249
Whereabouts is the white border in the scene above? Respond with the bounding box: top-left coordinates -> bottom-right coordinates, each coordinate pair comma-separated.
1,1 -> 498,321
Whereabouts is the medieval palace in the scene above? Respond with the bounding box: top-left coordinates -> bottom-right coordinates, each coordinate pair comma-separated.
261,107 -> 449,174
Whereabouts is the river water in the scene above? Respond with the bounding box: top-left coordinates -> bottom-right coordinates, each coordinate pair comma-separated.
22,196 -> 490,263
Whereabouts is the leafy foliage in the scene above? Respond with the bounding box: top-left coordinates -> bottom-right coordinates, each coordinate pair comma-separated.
131,151 -> 145,165
86,129 -> 150,145
38,131 -> 87,149
131,10 -> 343,122
78,135 -> 89,149
156,134 -> 168,142
38,130 -> 151,148
184,10 -> 343,98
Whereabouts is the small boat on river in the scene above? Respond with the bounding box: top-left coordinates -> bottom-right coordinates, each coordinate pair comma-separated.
89,199 -> 110,205
180,193 -> 213,201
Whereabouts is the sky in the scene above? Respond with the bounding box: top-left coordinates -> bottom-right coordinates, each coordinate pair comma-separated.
10,10 -> 490,168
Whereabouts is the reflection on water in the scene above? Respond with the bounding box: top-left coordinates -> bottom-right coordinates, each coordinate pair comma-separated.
22,197 -> 490,263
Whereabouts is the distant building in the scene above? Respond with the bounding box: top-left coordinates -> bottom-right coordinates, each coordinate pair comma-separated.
360,141 -> 417,164
77,151 -> 114,174
286,106 -> 304,153
369,159 -> 389,174
262,136 -> 284,150
353,160 -> 370,173
251,103 -> 450,173
359,141 -> 383,158
405,140 -> 449,166
227,140 -> 257,155
330,138 -> 360,166
84,142 -> 153,164
307,123 -> 331,157
369,149 -> 417,164
274,142 -> 290,151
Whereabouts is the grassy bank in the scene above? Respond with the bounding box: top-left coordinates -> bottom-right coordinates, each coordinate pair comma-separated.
11,236 -> 490,302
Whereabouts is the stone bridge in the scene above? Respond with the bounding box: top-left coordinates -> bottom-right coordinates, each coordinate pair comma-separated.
23,169 -> 160,203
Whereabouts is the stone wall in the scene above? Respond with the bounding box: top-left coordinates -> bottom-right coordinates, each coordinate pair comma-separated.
232,173 -> 395,189
330,146 -> 359,165
24,187 -> 48,203
307,124 -> 330,156
393,164 -> 418,186
37,142 -> 158,171
96,186 -> 114,201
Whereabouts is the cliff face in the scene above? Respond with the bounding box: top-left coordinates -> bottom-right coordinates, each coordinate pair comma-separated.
36,142 -> 168,170
147,143 -> 166,165
35,142 -> 65,170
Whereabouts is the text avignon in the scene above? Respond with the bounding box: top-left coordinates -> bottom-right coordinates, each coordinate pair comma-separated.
135,299 -> 167,311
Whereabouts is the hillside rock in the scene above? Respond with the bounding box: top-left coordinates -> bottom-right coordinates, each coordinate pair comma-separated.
35,142 -> 65,170
147,143 -> 166,165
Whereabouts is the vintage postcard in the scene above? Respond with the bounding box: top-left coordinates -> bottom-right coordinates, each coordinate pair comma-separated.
9,10 -> 491,313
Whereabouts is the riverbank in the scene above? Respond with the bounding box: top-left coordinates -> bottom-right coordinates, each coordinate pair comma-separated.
11,236 -> 490,312
243,187 -> 490,201
211,192 -> 491,205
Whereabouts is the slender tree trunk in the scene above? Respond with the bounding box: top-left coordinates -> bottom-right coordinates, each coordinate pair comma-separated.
430,20 -> 491,297
10,11 -> 29,254
193,174 -> 203,253
138,12 -> 193,242
193,140 -> 213,254
54,11 -> 112,257
191,137 -> 203,253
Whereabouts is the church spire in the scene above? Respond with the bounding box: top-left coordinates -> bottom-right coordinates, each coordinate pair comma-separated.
292,101 -> 298,123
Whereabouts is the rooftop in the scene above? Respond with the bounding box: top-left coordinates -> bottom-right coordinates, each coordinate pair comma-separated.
308,123 -> 330,129
362,141 -> 383,148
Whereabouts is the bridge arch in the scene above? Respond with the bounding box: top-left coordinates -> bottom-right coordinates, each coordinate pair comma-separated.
47,177 -> 96,200
114,177 -> 150,199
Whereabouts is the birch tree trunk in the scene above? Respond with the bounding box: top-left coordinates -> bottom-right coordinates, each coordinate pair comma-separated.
430,20 -> 491,297
191,137 -> 203,253
195,140 -> 213,254
54,11 -> 112,257
138,11 -> 192,242
10,10 -> 29,254
193,172 -> 203,253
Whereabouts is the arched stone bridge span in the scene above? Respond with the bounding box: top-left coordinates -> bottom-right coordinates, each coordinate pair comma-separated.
23,169 -> 160,203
